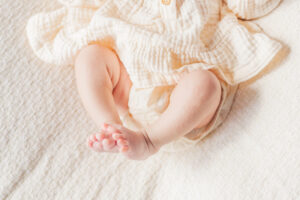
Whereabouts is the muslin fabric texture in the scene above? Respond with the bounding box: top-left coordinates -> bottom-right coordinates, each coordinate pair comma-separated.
26,0 -> 282,152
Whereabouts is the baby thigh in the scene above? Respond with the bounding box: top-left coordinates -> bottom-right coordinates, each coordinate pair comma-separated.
112,56 -> 133,116
75,44 -> 132,118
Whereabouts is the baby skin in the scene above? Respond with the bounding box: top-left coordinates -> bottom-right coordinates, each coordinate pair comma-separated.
75,44 -> 222,160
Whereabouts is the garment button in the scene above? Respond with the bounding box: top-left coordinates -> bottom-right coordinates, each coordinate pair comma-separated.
161,0 -> 171,5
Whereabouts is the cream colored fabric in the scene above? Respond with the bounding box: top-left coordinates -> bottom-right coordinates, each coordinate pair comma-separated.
26,0 -> 282,152
1,0 -> 300,199
26,0 -> 282,87
224,0 -> 282,19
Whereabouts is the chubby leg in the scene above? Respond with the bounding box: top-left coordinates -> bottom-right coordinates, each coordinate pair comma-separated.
75,44 -> 133,126
75,44 -> 157,157
106,69 -> 222,160
74,44 -> 132,152
144,69 -> 222,149
75,44 -> 221,160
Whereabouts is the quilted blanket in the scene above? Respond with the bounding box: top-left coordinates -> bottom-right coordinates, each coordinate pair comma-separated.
0,0 -> 299,199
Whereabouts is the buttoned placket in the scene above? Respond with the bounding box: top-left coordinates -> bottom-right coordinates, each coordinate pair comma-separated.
159,0 -> 177,33
161,0 -> 171,5
160,0 -> 177,20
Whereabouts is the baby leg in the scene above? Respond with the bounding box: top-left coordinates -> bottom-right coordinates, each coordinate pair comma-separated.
74,44 -> 132,152
106,69 -> 222,160
75,44 -> 158,159
145,69 -> 222,149
75,44 -> 221,160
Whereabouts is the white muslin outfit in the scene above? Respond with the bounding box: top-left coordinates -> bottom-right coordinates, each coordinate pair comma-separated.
26,0 -> 282,152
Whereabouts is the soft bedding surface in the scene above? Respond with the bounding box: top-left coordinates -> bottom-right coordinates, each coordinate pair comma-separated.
0,0 -> 299,199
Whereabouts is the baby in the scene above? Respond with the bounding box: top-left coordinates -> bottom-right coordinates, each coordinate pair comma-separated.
26,0 -> 282,160
75,44 -> 222,160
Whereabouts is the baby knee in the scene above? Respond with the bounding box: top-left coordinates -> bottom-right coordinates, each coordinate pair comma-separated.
186,70 -> 221,100
75,44 -> 108,67
74,44 -> 121,89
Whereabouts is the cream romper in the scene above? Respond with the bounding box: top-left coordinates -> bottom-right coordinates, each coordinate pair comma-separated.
26,0 -> 282,152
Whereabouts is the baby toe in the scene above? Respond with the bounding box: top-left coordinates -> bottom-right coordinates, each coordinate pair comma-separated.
102,138 -> 115,150
93,134 -> 99,141
117,139 -> 128,147
92,142 -> 102,152
87,139 -> 94,148
112,133 -> 125,140
95,133 -> 106,141
89,135 -> 96,142
89,133 -> 102,142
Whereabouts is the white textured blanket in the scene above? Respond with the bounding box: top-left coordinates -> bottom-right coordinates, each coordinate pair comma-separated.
0,0 -> 299,199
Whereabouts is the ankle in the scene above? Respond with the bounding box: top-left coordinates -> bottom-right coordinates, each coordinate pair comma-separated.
141,128 -> 161,154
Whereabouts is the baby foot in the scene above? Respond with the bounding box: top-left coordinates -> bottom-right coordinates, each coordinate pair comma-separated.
88,123 -> 160,160
87,123 -> 121,153
110,123 -> 160,160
